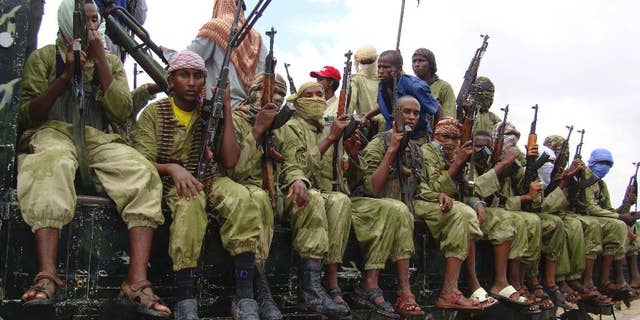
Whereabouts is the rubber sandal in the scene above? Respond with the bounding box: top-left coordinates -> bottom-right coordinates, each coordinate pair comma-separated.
394,292 -> 424,317
528,284 -> 555,310
118,280 -> 171,318
582,286 -> 613,306
22,272 -> 63,307
568,281 -> 598,301
435,290 -> 483,312
489,285 -> 540,314
352,287 -> 398,319
469,287 -> 498,309
327,287 -> 352,313
544,285 -> 578,310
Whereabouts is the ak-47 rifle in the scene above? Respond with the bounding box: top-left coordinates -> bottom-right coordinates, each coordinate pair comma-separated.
544,125 -> 573,195
456,34 -> 489,121
490,104 -> 509,166
621,162 -> 640,213
391,76 -> 414,213
196,0 -> 271,181
331,51 -> 353,193
569,129 -> 586,212
101,0 -> 168,92
260,27 -> 279,207
284,62 -> 297,95
523,105 -> 547,211
72,0 -> 95,195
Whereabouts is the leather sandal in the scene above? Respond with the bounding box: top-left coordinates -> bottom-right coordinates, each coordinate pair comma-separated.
435,290 -> 483,312
352,287 -> 398,319
527,284 -> 555,310
22,272 -> 63,307
394,291 -> 425,317
544,285 -> 578,310
118,280 -> 171,318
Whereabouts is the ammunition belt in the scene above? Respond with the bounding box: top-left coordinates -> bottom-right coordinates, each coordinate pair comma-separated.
156,99 -> 215,195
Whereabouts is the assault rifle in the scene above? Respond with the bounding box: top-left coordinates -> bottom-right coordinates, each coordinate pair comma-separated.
331,51 -> 352,193
101,0 -> 168,92
260,27 -> 281,208
544,125 -> 573,195
72,0 -> 95,194
391,76 -> 414,213
456,34 -> 489,121
490,104 -> 509,166
523,105 -> 548,211
569,129 -> 586,212
284,62 -> 297,95
621,162 -> 639,213
196,0 -> 271,181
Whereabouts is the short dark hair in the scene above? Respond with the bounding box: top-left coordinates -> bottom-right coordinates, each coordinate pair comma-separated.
330,79 -> 339,92
380,50 -> 403,68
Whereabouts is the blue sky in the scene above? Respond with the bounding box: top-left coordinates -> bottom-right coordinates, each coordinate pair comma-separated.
34,0 -> 640,203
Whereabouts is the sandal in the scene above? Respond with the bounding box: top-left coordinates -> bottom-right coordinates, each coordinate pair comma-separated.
582,285 -> 613,306
469,287 -> 498,309
559,281 -> 581,302
352,287 -> 398,319
567,281 -> 598,301
394,291 -> 425,317
435,290 -> 483,312
544,285 -> 578,310
527,284 -> 555,310
326,287 -> 352,313
489,285 -> 540,314
22,272 -> 63,307
118,280 -> 171,318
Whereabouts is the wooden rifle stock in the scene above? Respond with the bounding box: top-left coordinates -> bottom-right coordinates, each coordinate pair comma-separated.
261,27 -> 277,207
622,162 -> 639,212
490,104 -> 509,166
332,51 -> 352,192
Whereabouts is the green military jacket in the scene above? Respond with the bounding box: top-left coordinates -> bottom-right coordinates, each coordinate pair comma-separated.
421,142 -> 458,199
579,168 -> 620,219
473,111 -> 501,133
541,187 -> 569,214
348,74 -> 379,115
223,114 -> 264,187
133,99 -> 202,166
19,40 -> 132,147
360,132 -> 435,202
429,79 -> 456,119
273,117 -> 330,191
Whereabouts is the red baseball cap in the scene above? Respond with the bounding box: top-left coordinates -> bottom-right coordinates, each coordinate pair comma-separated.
309,66 -> 341,81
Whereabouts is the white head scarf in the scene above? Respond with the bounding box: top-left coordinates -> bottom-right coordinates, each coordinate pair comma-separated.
537,145 -> 557,188
58,0 -> 105,48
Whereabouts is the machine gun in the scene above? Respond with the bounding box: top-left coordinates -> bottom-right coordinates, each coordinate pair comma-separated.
490,104 -> 509,166
100,0 -> 168,92
71,0 -> 95,195
391,76 -> 414,213
331,51 -> 352,193
544,125 -> 573,195
621,162 -> 639,213
284,62 -> 297,95
456,34 -> 489,121
196,0 -> 271,181
523,105 -> 547,211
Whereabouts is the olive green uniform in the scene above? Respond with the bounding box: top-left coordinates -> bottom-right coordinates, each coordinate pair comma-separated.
577,168 -> 628,260
473,111 -> 501,134
17,42 -> 164,233
348,73 -> 385,132
429,79 -> 456,119
134,100 -> 261,271
274,117 -> 351,264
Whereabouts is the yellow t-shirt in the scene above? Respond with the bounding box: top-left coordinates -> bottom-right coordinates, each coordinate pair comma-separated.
170,96 -> 195,127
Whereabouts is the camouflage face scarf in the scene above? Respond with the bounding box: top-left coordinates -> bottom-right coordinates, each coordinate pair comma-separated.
434,117 -> 462,164
544,135 -> 570,169
473,76 -> 495,112
295,97 -> 326,129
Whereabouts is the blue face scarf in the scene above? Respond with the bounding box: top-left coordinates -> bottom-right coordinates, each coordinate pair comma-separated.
590,163 -> 611,179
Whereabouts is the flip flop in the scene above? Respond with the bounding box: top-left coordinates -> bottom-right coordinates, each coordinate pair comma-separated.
469,287 -> 498,309
488,285 -> 540,314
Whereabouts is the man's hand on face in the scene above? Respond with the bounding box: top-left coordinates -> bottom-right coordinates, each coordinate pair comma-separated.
438,193 -> 453,213
499,147 -> 519,166
86,29 -> 106,61
252,103 -> 278,140
327,114 -> 349,142
168,164 -> 203,200
287,179 -> 309,208
387,121 -> 405,154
